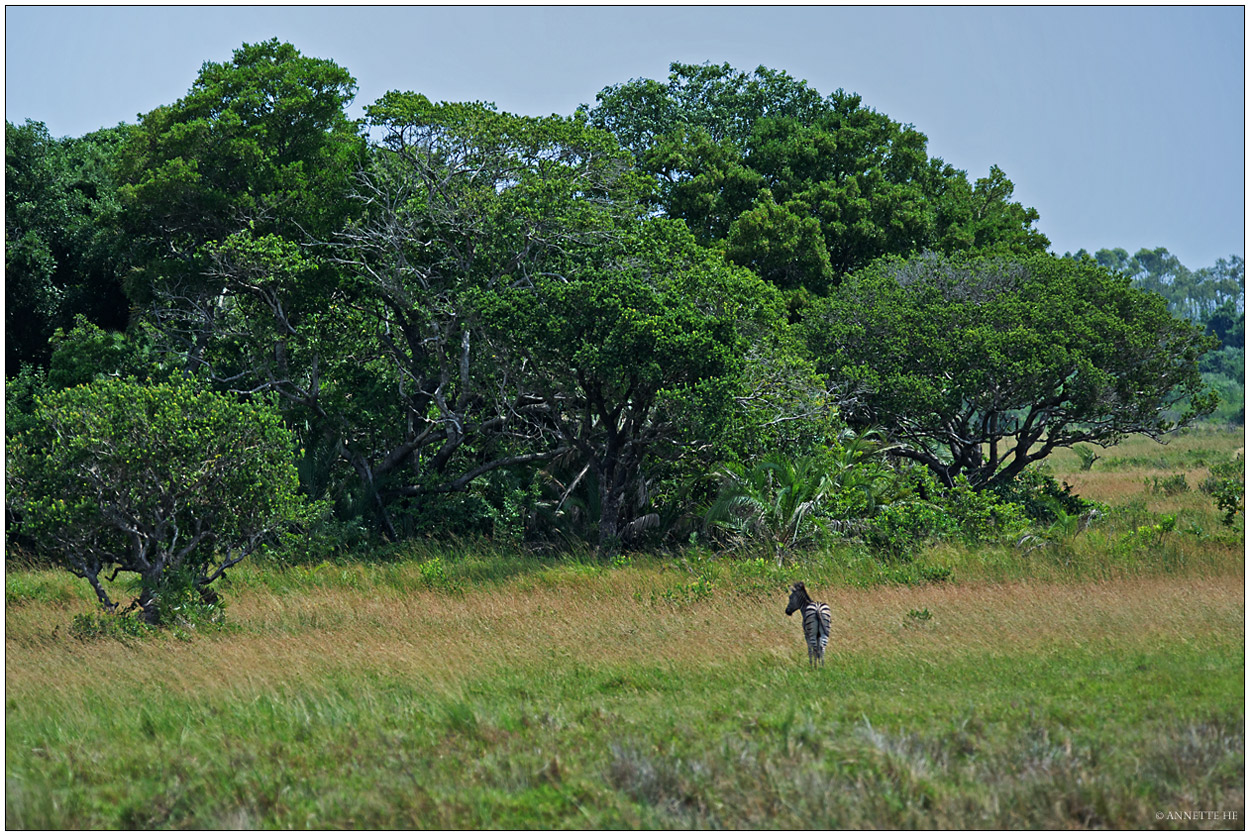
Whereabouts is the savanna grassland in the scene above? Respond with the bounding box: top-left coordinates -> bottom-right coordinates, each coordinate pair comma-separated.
5,429 -> 1245,829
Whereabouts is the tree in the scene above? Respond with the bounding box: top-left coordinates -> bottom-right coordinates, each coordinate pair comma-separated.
474,219 -> 782,551
116,38 -> 362,306
1205,299 -> 1244,350
6,378 -> 310,624
162,91 -> 655,539
587,62 -> 1049,290
1083,247 -> 1245,323
5,120 -> 133,371
803,251 -> 1218,489
110,39 -> 374,524
327,93 -> 654,537
586,61 -> 827,159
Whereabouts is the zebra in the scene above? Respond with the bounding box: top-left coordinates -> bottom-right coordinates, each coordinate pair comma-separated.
785,582 -> 831,667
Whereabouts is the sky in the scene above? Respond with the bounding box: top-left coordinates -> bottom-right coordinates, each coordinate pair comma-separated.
5,5 -> 1245,268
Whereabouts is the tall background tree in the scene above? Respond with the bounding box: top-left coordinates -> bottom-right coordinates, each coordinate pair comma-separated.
1081,246 -> 1244,323
5,119 -> 133,370
474,218 -> 783,550
115,38 -> 363,308
1071,246 -> 1245,424
586,61 -> 1049,293
109,39 -> 377,524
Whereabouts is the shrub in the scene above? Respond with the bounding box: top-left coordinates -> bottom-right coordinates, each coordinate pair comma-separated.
991,466 -> 1101,523
1200,454 -> 1245,526
704,453 -> 834,563
863,499 -> 959,560
1147,474 -> 1190,496
6,377 -> 314,625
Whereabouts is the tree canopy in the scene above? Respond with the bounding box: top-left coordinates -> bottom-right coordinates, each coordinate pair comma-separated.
4,42 -> 1232,566
587,61 -> 1049,291
803,251 -> 1218,489
116,38 -> 362,304
474,218 -> 781,548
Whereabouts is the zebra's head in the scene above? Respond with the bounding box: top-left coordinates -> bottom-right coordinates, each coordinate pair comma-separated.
785,582 -> 810,616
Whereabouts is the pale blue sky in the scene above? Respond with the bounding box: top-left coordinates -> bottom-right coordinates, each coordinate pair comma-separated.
5,5 -> 1245,268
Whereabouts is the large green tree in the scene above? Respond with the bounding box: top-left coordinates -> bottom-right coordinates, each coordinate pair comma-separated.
475,219 -> 782,550
165,90 -> 658,539
803,251 -> 1218,489
110,39 -> 378,525
116,38 -> 362,306
587,62 -> 1048,291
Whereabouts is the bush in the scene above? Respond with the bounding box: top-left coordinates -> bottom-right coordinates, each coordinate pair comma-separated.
863,499 -> 959,560
6,377 -> 314,625
704,453 -> 835,562
1200,454 -> 1245,526
990,466 -> 1101,523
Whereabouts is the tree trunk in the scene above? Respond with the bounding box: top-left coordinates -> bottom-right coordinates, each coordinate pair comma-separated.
597,462 -> 623,557
137,583 -> 162,625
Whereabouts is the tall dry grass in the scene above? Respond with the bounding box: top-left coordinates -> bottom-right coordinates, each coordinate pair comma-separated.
6,563 -> 1244,829
7,566 -> 1242,705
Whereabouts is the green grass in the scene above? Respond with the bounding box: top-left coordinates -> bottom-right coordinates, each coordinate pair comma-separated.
5,428 -> 1245,828
6,562 -> 1243,828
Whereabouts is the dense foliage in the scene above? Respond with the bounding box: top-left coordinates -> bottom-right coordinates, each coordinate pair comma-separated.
475,219 -> 780,548
587,62 -> 1050,289
5,43 -> 1233,580
116,38 -> 361,302
5,119 -> 132,370
6,378 -> 310,623
803,252 -> 1218,488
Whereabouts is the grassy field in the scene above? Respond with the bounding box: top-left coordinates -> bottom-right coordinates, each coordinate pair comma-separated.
5,428 -> 1245,828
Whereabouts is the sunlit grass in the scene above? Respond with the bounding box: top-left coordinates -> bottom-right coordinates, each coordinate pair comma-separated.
6,555 -> 1244,828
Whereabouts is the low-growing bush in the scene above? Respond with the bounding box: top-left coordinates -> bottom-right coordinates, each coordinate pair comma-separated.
861,472 -> 1029,559
1146,473 -> 1190,496
990,465 -> 1101,523
67,567 -> 232,641
862,500 -> 957,559
1073,444 -> 1102,471
1200,454 -> 1245,526
68,610 -> 156,642
6,377 -> 313,626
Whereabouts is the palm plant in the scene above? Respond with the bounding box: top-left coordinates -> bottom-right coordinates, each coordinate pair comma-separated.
704,453 -> 833,564
821,427 -> 911,531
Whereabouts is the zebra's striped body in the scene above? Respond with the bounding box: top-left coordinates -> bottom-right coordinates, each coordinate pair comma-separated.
785,582 -> 831,667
